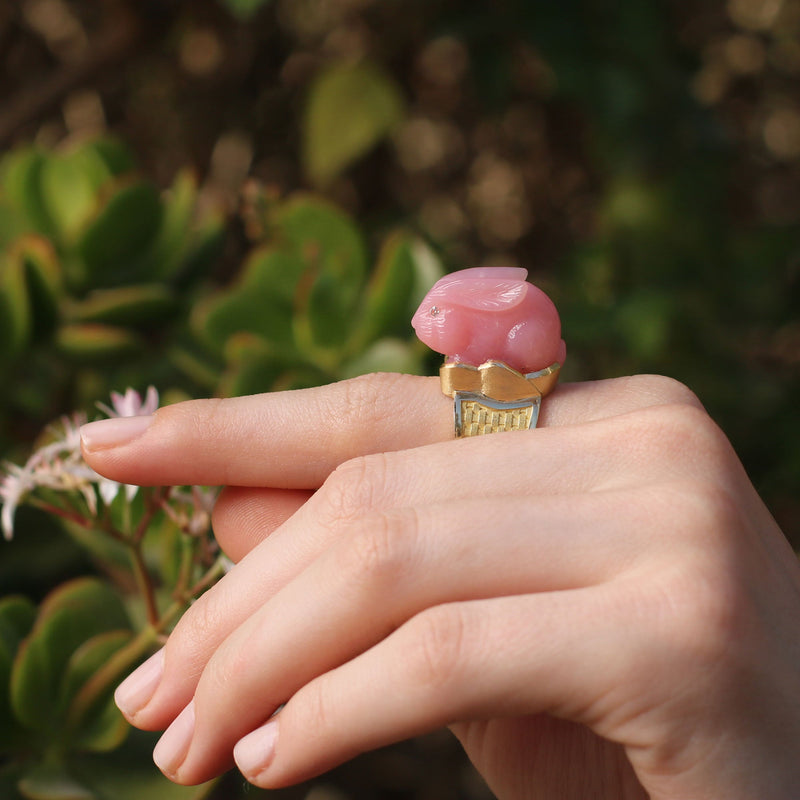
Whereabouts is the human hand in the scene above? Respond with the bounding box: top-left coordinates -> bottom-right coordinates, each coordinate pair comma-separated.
80,372 -> 800,800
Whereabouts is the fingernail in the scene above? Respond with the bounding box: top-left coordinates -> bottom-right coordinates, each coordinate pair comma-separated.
115,648 -> 164,718
234,719 -> 279,777
153,701 -> 195,778
80,415 -> 154,451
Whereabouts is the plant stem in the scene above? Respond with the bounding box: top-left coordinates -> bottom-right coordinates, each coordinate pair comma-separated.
28,497 -> 128,545
129,542 -> 160,627
133,486 -> 170,544
174,533 -> 198,599
64,556 -> 229,732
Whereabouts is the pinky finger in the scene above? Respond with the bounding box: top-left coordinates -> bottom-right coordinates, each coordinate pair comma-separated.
232,588 -> 634,789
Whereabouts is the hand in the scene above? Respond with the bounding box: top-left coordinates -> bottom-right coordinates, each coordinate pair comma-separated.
81,373 -> 800,799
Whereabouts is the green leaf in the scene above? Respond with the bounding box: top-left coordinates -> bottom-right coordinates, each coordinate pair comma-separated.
355,230 -> 417,347
194,246 -> 307,350
18,236 -> 62,340
341,338 -> 425,378
72,729 -> 218,800
276,195 -> 367,349
303,60 -> 404,186
217,332 -> 313,397
172,213 -> 226,287
0,249 -> 32,360
17,764 -> 95,800
0,597 -> 36,752
55,324 -> 142,361
10,578 -> 130,735
138,169 -> 198,281
276,194 -> 368,281
62,630 -> 132,752
0,597 -> 36,654
66,284 -> 176,326
40,146 -> 113,241
1,148 -> 56,237
0,198 -> 27,249
76,180 -> 162,286
82,139 -> 136,178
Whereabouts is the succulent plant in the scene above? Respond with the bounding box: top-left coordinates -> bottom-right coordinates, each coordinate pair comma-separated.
0,137 -> 224,426
192,186 -> 444,397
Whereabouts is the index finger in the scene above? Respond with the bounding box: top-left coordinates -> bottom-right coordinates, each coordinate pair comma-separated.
80,373 -> 699,488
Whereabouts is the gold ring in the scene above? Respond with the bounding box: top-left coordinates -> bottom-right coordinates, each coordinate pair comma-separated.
440,360 -> 561,437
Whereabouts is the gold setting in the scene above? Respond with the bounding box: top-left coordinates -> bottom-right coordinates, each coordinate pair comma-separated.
440,359 -> 561,437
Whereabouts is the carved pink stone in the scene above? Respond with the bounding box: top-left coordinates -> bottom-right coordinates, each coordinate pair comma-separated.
411,267 -> 565,373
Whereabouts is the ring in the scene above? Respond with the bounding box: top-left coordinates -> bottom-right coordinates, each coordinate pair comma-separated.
440,359 -> 561,437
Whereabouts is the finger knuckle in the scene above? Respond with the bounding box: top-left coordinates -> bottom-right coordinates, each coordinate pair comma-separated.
199,643 -> 251,700
319,452 -> 391,526
335,507 -> 420,593
406,604 -> 470,691
294,674 -> 336,737
169,595 -> 225,672
333,372 -> 412,430
620,375 -> 704,410
628,402 -> 732,475
654,547 -> 747,679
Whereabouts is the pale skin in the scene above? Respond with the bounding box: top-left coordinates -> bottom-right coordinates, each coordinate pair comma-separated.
80,373 -> 800,799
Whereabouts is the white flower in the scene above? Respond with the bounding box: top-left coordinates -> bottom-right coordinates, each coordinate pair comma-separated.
0,388 -> 162,537
0,464 -> 36,540
97,386 -> 159,419
164,486 -> 218,537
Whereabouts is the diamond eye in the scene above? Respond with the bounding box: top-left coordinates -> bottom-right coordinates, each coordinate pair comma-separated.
430,306 -> 440,317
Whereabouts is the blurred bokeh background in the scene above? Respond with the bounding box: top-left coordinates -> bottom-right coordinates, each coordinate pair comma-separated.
0,1 -> 798,798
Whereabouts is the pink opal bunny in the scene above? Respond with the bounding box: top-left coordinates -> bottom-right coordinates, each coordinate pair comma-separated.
411,267 -> 565,374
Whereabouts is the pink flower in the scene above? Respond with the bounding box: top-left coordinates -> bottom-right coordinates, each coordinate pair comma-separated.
97,386 -> 159,419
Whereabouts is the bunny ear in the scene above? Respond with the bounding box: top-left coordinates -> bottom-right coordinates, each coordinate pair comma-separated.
441,266 -> 528,281
423,276 -> 529,311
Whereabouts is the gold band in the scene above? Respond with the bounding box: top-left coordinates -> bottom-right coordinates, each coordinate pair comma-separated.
440,360 -> 561,437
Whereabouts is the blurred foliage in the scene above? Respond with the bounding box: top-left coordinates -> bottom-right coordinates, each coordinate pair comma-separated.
194,187 -> 440,395
0,0 -> 798,798
0,136 -> 225,441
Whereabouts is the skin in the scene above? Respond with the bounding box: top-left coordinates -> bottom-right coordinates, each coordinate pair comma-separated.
80,374 -> 800,799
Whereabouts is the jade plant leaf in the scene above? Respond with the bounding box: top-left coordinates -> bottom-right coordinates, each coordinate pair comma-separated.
82,139 -> 136,178
61,630 -> 132,752
195,246 -> 307,351
76,180 -> 162,287
1,148 -> 55,238
217,332 -> 324,397
40,145 -> 115,242
276,195 -> 367,349
18,236 -> 62,341
72,728 -> 218,800
17,764 -> 95,800
303,60 -> 404,187
340,338 -> 426,378
0,249 -> 33,361
55,323 -> 142,361
139,169 -> 200,281
65,284 -> 176,327
0,597 -> 36,753
355,230 -> 417,347
10,578 -> 130,736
